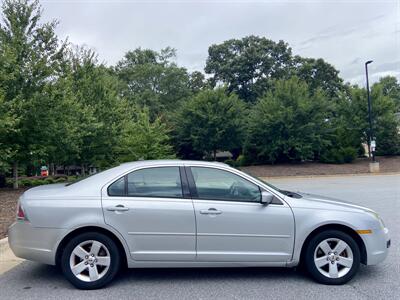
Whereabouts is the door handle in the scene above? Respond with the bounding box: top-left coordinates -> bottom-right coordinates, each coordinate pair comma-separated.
106,205 -> 129,212
200,208 -> 222,215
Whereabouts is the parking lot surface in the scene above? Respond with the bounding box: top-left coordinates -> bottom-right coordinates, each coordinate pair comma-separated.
0,174 -> 398,299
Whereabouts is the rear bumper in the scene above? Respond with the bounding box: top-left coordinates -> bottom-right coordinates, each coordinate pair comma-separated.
362,227 -> 390,265
8,221 -> 67,265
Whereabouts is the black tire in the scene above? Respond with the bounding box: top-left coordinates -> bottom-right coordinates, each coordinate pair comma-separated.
60,232 -> 121,289
305,230 -> 360,285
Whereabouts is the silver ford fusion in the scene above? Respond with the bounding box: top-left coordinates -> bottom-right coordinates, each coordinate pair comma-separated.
8,160 -> 390,289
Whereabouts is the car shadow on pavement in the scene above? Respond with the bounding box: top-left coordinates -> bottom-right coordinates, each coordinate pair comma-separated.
117,266 -> 306,284
2,262 -> 308,287
0,261 -> 384,291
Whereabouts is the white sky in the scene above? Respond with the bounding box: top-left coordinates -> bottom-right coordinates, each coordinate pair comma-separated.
40,0 -> 400,86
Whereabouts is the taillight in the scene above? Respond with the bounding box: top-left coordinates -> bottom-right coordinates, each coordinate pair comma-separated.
16,202 -> 27,221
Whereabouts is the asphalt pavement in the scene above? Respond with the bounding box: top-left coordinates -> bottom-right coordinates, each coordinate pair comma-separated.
0,174 -> 399,300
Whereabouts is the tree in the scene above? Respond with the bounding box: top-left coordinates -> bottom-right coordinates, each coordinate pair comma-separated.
374,76 -> 400,111
205,36 -> 293,103
115,47 -> 192,119
336,84 -> 400,157
0,90 -> 16,173
0,0 -> 66,188
189,71 -> 208,93
174,88 -> 245,160
36,70 -> 94,174
205,36 -> 348,103
293,57 -> 344,97
116,109 -> 175,162
66,47 -> 129,172
245,78 -> 333,163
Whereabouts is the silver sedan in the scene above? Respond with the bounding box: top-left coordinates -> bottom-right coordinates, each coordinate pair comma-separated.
8,160 -> 390,289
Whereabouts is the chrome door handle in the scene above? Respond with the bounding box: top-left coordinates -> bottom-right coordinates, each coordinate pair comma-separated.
106,205 -> 129,212
200,208 -> 222,215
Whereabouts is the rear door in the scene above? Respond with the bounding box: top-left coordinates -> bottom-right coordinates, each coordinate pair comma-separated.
102,165 -> 196,261
187,166 -> 295,262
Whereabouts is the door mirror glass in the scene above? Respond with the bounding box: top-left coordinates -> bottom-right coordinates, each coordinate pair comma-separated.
261,191 -> 274,205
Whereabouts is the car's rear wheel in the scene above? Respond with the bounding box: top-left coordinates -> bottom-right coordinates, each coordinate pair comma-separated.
61,232 -> 121,289
305,230 -> 360,285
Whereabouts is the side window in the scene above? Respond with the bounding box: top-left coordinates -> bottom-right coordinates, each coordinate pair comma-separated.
127,167 -> 183,198
108,177 -> 125,196
190,167 -> 261,202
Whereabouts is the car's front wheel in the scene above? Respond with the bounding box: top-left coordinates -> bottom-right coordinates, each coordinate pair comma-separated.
305,230 -> 360,285
61,232 -> 121,289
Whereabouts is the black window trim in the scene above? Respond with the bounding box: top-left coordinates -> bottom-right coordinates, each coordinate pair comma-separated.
107,166 -> 188,199
179,166 -> 191,199
185,166 -> 266,204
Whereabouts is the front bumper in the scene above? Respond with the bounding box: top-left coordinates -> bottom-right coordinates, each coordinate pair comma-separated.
362,227 -> 390,265
8,221 -> 67,265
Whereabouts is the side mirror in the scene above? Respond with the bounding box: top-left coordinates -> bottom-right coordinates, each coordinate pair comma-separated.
260,191 -> 274,205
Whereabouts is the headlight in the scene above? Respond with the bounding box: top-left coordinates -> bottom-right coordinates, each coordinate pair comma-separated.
370,211 -> 385,229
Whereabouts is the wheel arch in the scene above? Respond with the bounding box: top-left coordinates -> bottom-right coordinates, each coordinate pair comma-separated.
299,224 -> 367,265
55,225 -> 129,268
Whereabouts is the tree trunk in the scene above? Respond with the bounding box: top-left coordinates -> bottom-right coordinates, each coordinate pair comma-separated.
367,140 -> 371,158
81,164 -> 85,176
13,161 -> 18,189
213,149 -> 217,161
50,163 -> 55,176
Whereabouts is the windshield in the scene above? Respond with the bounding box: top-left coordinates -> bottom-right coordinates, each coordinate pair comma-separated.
239,168 -> 282,192
239,168 -> 302,198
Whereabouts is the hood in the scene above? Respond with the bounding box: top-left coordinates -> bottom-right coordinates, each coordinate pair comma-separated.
290,191 -> 374,213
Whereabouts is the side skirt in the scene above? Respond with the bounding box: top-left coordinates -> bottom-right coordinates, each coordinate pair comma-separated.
127,260 -> 292,268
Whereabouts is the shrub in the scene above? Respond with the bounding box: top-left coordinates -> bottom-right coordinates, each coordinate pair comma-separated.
235,154 -> 248,167
7,177 -> 62,187
320,146 -> 357,164
54,177 -> 67,183
5,178 -> 13,187
44,178 -> 55,184
0,174 -> 5,188
20,178 -> 33,187
31,179 -> 44,186
224,159 -> 237,167
341,147 -> 357,163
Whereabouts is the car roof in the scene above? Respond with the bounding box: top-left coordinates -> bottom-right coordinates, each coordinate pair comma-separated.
119,159 -> 229,168
67,160 -> 231,194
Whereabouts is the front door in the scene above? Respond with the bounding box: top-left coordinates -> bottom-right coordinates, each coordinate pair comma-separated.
102,166 -> 196,261
188,166 -> 295,262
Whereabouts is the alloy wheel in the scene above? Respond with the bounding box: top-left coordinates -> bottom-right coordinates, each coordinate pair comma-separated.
69,240 -> 111,282
313,238 -> 353,279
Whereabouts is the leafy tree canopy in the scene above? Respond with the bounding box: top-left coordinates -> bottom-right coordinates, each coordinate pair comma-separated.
205,35 -> 293,103
245,77 -> 333,163
115,47 -> 192,119
293,56 -> 344,98
205,36 -> 345,103
116,109 -> 175,162
174,88 -> 246,159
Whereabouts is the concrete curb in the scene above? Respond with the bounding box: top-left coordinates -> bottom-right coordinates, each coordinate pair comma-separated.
0,237 -> 9,255
0,236 -> 24,275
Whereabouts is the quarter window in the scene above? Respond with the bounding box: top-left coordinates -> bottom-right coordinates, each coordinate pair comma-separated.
127,167 -> 183,198
108,177 -> 125,196
190,167 -> 261,202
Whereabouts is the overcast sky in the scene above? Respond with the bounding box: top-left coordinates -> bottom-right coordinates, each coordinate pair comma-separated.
40,0 -> 399,86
